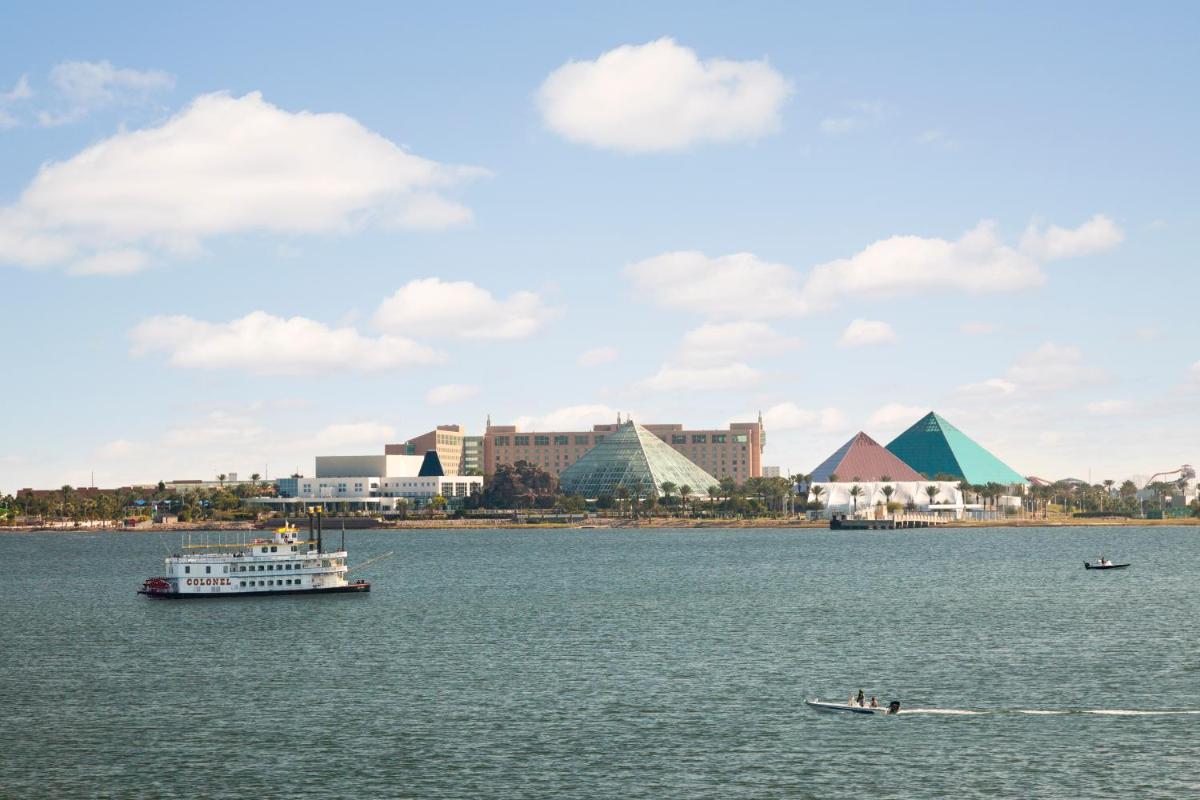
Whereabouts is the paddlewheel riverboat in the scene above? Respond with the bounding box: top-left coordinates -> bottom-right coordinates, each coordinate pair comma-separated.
138,513 -> 371,599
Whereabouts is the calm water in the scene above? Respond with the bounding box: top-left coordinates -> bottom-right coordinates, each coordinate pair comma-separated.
1,526 -> 1197,799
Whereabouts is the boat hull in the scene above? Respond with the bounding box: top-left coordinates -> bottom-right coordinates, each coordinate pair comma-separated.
1084,563 -> 1130,570
805,700 -> 885,715
139,582 -> 370,599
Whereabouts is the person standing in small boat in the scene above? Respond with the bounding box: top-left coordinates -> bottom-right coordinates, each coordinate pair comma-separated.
870,696 -> 878,708
856,689 -> 865,707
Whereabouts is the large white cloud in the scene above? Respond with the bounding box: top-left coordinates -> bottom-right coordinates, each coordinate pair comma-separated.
130,310 -> 444,375
803,221 -> 1044,309
625,251 -> 810,319
537,38 -> 791,153
1,92 -> 485,273
1019,214 -> 1123,260
373,278 -> 556,340
629,217 -> 1123,319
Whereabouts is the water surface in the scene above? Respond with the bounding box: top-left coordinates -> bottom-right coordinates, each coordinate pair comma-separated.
1,526 -> 1196,798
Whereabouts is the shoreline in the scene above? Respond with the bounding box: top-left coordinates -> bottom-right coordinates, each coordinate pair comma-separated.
2,516 -> 1196,533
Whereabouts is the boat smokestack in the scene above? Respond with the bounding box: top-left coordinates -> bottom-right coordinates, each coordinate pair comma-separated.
316,508 -> 323,554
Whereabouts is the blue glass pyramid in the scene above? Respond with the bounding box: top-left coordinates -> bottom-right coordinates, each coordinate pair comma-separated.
885,412 -> 1026,486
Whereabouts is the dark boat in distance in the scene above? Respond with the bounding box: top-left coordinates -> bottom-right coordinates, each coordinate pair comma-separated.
1084,561 -> 1130,570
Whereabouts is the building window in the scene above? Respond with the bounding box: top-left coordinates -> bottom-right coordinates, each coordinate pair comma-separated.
554,435 -> 569,445
574,435 -> 590,445
733,433 -> 748,443
712,434 -> 727,444
692,434 -> 707,444
534,435 -> 550,445
495,436 -> 509,446
514,435 -> 530,446
671,434 -> 686,444
594,435 -> 604,444
184,566 -> 190,574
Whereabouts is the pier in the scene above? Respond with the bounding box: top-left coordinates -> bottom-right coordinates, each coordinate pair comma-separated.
829,512 -> 945,530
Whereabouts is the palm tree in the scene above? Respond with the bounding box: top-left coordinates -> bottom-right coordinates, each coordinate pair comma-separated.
614,485 -> 630,518
1102,479 -> 1115,513
707,484 -> 720,514
679,484 -> 692,517
881,484 -> 895,512
217,474 -> 227,488
810,485 -> 825,509
660,481 -> 677,515
849,484 -> 863,514
924,484 -> 940,507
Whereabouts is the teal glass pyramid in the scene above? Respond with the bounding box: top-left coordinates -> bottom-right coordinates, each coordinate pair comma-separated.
559,420 -> 720,498
885,412 -> 1026,486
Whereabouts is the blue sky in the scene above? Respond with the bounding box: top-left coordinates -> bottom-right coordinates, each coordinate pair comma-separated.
2,1 -> 1197,491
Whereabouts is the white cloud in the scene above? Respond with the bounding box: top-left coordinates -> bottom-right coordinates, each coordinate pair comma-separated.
373,278 -> 555,340
868,403 -> 928,429
820,101 -> 884,135
96,439 -> 147,460
625,251 -> 809,319
313,422 -> 396,447
1085,399 -> 1133,416
425,384 -> 479,405
68,249 -> 151,276
164,412 -> 264,447
0,91 -> 485,273
960,321 -> 996,335
838,319 -> 897,347
1,74 -> 32,103
537,37 -> 791,153
130,310 -> 444,375
958,378 -> 1017,396
1019,214 -> 1123,260
678,321 -> 801,365
758,402 -> 846,433
38,60 -> 174,125
0,109 -> 17,130
636,362 -> 760,393
577,346 -> 618,366
803,221 -> 1044,309
634,322 -> 795,394
1004,342 -> 1106,393
629,216 -> 1121,320
915,129 -> 946,144
515,404 -> 621,431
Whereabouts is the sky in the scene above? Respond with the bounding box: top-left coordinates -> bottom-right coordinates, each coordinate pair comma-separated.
2,1 -> 1198,492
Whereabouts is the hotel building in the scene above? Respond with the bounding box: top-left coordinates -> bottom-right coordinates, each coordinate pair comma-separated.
386,425 -> 467,475
483,417 -> 765,482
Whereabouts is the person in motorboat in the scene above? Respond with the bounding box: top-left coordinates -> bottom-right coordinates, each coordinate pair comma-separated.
1098,555 -> 1112,567
870,696 -> 878,708
888,700 -> 901,715
856,689 -> 866,707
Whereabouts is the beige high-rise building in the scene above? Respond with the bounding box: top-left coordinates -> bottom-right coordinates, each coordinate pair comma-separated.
386,425 -> 466,475
483,417 -> 765,483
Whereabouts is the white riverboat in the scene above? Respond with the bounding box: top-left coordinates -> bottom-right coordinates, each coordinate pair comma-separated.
138,517 -> 370,599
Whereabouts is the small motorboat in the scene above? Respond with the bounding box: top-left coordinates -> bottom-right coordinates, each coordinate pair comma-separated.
1084,561 -> 1130,570
806,699 -> 899,715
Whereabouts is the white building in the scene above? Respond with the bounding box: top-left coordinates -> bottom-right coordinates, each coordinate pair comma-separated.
808,480 -> 966,519
266,452 -> 482,512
